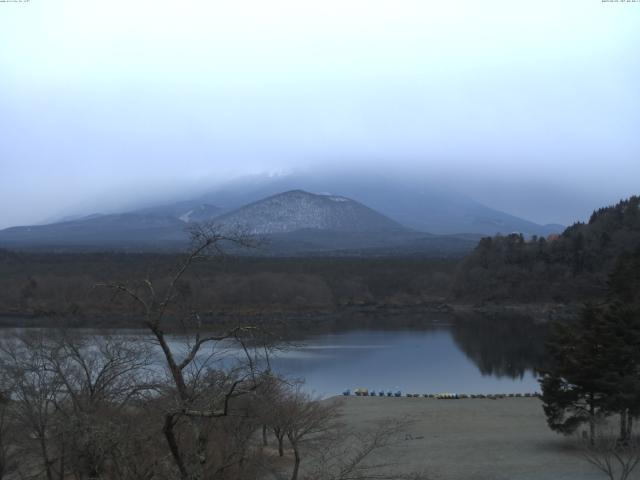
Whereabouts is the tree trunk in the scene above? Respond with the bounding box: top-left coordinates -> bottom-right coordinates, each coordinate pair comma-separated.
619,410 -> 629,445
589,396 -> 596,446
262,424 -> 268,447
290,444 -> 300,480
38,433 -> 54,480
151,326 -> 189,399
627,413 -> 633,438
58,431 -> 65,480
162,413 -> 189,480
278,436 -> 284,457
194,423 -> 207,480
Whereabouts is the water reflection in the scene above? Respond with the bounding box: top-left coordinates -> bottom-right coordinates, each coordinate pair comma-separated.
1,313 -> 549,398
451,313 -> 549,379
266,315 -> 547,397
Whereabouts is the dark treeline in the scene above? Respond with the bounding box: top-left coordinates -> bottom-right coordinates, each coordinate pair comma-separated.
0,252 -> 456,322
1,195 -> 639,325
454,196 -> 640,303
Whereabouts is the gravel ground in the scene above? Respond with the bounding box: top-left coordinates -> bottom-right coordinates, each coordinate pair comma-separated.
332,396 -> 605,480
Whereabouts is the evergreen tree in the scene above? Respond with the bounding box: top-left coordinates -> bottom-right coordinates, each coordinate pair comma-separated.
601,247 -> 640,443
540,247 -> 640,444
608,247 -> 640,306
597,302 -> 640,444
539,305 -> 608,444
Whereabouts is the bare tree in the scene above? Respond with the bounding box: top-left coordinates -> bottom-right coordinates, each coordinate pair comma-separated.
99,224 -> 274,480
253,373 -> 284,451
282,389 -> 340,480
47,333 -> 157,479
262,378 -> 293,458
306,419 -> 431,480
0,333 -> 67,480
578,432 -> 640,480
0,331 -> 159,480
0,224 -> 433,480
0,390 -> 18,479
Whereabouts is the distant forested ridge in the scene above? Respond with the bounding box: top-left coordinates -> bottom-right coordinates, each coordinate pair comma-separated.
454,196 -> 640,302
1,196 -> 638,322
0,253 -> 457,322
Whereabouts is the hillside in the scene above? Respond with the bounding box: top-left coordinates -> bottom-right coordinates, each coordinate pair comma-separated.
0,213 -> 188,250
454,196 -> 640,302
191,172 -> 563,236
214,189 -> 407,234
0,190 -> 479,255
134,201 -> 223,223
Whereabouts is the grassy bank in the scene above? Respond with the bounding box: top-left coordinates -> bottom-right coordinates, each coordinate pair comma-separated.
329,397 -> 601,480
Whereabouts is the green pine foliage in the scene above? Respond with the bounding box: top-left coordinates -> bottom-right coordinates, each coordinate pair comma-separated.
539,247 -> 640,443
539,305 -> 608,441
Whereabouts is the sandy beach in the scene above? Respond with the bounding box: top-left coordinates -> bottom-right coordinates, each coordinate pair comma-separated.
333,396 -> 604,480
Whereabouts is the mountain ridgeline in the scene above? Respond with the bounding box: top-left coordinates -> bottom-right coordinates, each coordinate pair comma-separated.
0,189 -> 480,255
188,172 -> 563,236
214,190 -> 407,234
454,196 -> 640,302
0,171 -> 565,255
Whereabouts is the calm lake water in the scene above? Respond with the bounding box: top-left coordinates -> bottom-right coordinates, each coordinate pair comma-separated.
267,326 -> 541,397
2,314 -> 547,398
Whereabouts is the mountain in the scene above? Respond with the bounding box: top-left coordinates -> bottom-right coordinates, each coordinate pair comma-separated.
0,189 -> 480,255
134,201 -> 223,224
188,171 -> 563,236
0,213 -> 188,249
7,170 -> 562,243
0,198 -> 226,250
215,190 -> 407,234
210,190 -> 441,254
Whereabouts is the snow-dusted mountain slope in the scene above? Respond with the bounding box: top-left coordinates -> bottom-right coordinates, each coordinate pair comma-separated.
214,190 -> 408,234
192,171 -> 564,236
135,201 -> 223,223
0,190 -> 482,255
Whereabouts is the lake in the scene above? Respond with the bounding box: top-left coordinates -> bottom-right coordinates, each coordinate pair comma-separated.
2,314 -> 548,398
267,325 -> 542,397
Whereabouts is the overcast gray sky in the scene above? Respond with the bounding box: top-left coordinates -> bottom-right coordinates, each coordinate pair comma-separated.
1,0 -> 639,229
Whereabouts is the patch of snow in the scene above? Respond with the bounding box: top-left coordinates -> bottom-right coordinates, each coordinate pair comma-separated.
179,210 -> 194,223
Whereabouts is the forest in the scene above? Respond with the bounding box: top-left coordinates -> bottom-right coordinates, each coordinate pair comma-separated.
453,196 -> 640,303
0,252 -> 456,325
0,196 -> 638,326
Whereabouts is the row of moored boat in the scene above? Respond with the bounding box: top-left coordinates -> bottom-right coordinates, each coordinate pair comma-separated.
342,389 -> 540,399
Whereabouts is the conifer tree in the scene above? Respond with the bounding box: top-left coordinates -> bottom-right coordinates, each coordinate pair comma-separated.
539,305 -> 608,444
540,247 -> 640,444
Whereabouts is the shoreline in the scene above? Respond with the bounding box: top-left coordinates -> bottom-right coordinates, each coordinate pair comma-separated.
0,301 -> 578,330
